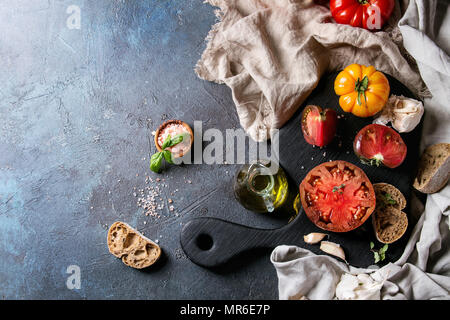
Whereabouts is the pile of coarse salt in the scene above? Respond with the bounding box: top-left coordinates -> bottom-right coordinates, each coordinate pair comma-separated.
134,175 -> 179,218
156,123 -> 191,157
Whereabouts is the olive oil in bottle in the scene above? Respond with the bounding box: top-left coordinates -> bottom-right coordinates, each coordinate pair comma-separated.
233,161 -> 289,213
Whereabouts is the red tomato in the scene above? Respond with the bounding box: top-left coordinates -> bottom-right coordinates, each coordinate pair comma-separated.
354,124 -> 407,168
300,161 -> 376,232
301,105 -> 337,147
330,0 -> 395,30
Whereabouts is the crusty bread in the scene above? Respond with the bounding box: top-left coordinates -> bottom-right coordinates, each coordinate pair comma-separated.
372,207 -> 408,244
107,221 -> 161,269
413,143 -> 450,194
373,183 -> 406,211
372,183 -> 408,244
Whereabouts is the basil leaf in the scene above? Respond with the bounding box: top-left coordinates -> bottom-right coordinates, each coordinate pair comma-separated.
374,252 -> 380,263
332,184 -> 345,193
370,242 -> 375,250
150,152 -> 163,173
161,135 -> 172,150
168,133 -> 185,148
163,150 -> 173,164
384,193 -> 397,205
381,244 -> 389,253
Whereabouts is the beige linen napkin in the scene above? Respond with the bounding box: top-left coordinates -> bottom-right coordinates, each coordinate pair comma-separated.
195,0 -> 427,141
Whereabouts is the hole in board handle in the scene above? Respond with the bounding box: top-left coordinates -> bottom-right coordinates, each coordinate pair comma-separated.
196,233 -> 214,251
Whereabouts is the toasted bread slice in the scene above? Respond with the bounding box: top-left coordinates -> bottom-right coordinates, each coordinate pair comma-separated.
372,207 -> 408,244
413,143 -> 450,194
373,183 -> 406,211
107,221 -> 161,269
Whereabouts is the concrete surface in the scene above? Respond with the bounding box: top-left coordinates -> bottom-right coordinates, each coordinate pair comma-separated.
0,0 -> 289,299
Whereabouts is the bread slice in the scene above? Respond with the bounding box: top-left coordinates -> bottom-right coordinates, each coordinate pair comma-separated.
373,183 -> 406,211
372,207 -> 408,244
107,221 -> 161,269
413,143 -> 450,194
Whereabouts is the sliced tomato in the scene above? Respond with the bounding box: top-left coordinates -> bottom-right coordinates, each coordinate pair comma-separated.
354,124 -> 407,169
301,105 -> 337,147
300,161 -> 376,232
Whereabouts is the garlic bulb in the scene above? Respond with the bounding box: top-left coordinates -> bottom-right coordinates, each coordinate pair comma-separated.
320,241 -> 346,262
303,232 -> 328,244
373,95 -> 424,133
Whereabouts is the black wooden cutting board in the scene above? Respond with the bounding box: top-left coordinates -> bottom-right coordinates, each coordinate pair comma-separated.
181,72 -> 422,268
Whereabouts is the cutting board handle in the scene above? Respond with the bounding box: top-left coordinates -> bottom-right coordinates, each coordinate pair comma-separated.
180,215 -> 302,268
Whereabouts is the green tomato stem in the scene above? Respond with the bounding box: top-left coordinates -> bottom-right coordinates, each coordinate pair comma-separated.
355,76 -> 369,106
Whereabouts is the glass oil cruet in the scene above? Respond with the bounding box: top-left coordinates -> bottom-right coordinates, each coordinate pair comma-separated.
233,160 -> 289,213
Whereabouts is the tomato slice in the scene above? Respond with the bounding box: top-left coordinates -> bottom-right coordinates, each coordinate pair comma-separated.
301,105 -> 337,147
354,124 -> 407,168
300,161 -> 376,232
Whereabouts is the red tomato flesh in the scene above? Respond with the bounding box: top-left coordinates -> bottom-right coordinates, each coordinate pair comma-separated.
301,105 -> 337,147
300,161 -> 376,232
354,124 -> 407,169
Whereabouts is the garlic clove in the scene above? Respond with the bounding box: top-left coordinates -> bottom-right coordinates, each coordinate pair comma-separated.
320,241 -> 346,262
373,95 -> 424,133
303,232 -> 328,244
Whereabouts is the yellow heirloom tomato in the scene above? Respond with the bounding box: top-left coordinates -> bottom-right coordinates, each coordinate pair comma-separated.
334,64 -> 390,118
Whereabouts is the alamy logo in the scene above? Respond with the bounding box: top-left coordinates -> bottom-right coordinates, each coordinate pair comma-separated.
172,121 -> 280,175
66,5 -> 81,30
66,265 -> 81,290
366,5 -> 382,30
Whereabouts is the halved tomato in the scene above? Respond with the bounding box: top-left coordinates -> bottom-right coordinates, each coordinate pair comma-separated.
300,161 -> 376,232
354,124 -> 407,168
301,105 -> 337,147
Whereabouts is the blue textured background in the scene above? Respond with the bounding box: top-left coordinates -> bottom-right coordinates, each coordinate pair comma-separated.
0,0 -> 286,299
